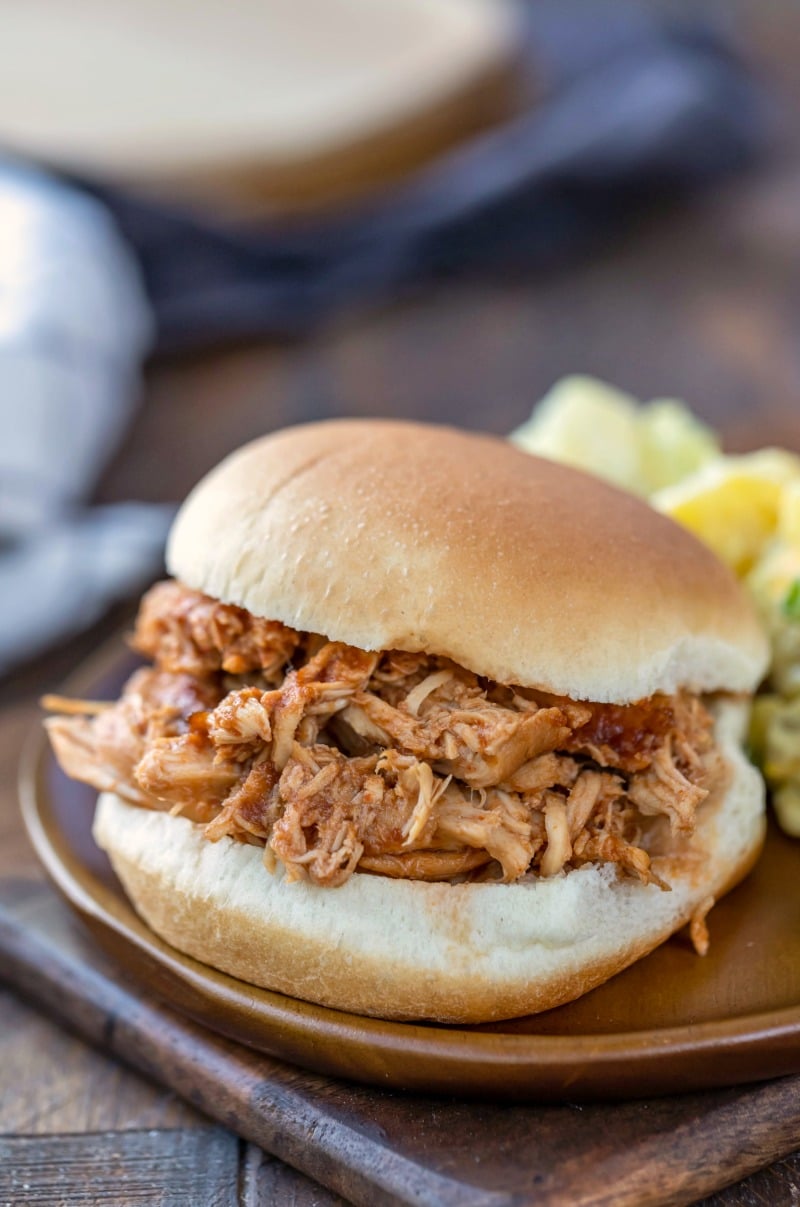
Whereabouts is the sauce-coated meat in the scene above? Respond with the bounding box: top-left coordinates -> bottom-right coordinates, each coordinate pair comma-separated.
47,582 -> 719,891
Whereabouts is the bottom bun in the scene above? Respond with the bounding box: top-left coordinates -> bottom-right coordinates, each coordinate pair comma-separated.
93,700 -> 765,1023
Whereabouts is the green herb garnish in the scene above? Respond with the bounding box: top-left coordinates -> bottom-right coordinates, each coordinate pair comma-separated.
783,579 -> 800,620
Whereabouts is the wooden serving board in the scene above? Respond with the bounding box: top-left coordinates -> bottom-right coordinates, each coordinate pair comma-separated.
1,874 -> 800,1206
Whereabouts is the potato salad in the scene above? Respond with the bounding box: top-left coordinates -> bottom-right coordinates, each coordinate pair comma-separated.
512,376 -> 800,836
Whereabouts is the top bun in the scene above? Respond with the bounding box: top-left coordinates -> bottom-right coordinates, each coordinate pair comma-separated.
168,419 -> 768,703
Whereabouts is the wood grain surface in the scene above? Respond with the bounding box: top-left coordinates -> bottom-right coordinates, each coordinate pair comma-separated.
3,5 -> 800,1205
4,877 -> 800,1207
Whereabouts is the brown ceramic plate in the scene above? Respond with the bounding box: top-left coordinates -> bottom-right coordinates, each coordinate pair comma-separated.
20,639 -> 800,1100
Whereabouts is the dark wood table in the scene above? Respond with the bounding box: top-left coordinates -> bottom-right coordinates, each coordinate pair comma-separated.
4,8 -> 800,1204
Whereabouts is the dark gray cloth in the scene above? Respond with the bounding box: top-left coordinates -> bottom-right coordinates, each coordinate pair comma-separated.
85,6 -> 770,351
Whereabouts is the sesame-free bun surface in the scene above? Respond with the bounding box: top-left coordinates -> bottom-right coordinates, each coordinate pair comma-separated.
167,419 -> 768,703
93,701 -> 765,1023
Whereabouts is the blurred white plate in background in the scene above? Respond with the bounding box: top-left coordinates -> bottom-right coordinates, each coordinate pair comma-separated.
0,0 -> 523,215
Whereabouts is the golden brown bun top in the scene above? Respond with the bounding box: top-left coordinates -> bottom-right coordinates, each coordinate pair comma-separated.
167,420 -> 768,702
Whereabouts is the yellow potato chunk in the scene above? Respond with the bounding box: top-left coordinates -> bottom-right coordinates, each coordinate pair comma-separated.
638,399 -> 719,492
778,479 -> 800,549
653,450 -> 800,575
774,782 -> 800,838
510,376 -> 645,494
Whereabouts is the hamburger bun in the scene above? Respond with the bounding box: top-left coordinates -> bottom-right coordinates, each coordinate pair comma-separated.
70,420 -> 769,1022
168,419 -> 767,703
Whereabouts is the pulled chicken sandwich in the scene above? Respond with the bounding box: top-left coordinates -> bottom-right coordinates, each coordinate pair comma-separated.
46,420 -> 769,1022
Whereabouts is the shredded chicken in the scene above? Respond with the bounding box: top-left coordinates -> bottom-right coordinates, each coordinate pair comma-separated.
566,692 -> 714,774
41,694 -> 113,716
203,761 -> 281,845
689,895 -> 715,956
627,738 -> 709,834
47,581 -> 721,895
132,579 -> 301,680
342,689 -> 576,787
434,784 -> 537,882
540,797 -> 572,877
134,733 -> 240,817
358,848 -> 492,880
45,667 -> 223,818
271,749 -> 384,886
